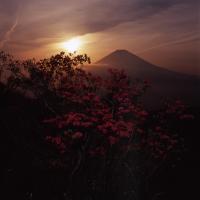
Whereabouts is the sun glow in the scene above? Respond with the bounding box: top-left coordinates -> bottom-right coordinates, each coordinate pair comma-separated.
62,37 -> 81,53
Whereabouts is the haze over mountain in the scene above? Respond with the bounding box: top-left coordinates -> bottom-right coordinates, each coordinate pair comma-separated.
85,50 -> 200,108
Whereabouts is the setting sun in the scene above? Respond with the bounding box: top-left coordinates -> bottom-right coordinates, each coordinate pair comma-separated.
62,37 -> 81,53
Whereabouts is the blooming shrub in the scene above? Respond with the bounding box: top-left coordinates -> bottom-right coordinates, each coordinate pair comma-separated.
43,68 -> 149,157
37,53 -> 184,168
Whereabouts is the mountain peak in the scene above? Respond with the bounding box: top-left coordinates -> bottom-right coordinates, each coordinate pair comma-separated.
96,49 -> 148,66
106,49 -> 137,58
112,49 -> 132,55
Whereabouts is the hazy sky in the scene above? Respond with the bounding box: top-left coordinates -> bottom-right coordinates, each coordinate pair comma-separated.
0,0 -> 199,75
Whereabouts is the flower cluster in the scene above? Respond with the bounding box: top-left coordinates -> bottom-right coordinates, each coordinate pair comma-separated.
43,67 -> 149,157
42,60 -> 182,162
13,52 -> 188,166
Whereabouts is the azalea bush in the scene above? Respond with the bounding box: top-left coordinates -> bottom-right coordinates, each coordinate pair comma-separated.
0,51 -> 193,199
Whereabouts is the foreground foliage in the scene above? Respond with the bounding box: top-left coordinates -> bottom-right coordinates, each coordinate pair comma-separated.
0,51 -> 193,200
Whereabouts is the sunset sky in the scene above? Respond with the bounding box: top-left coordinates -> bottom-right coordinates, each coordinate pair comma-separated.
0,0 -> 199,75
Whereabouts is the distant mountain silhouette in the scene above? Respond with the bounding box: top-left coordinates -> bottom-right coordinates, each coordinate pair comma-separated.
97,49 -> 198,79
85,49 -> 200,108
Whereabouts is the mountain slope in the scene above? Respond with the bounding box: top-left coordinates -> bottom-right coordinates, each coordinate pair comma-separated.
86,50 -> 200,108
97,49 -> 198,80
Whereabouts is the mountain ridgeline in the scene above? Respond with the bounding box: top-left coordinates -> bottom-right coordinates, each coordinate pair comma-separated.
85,50 -> 200,108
